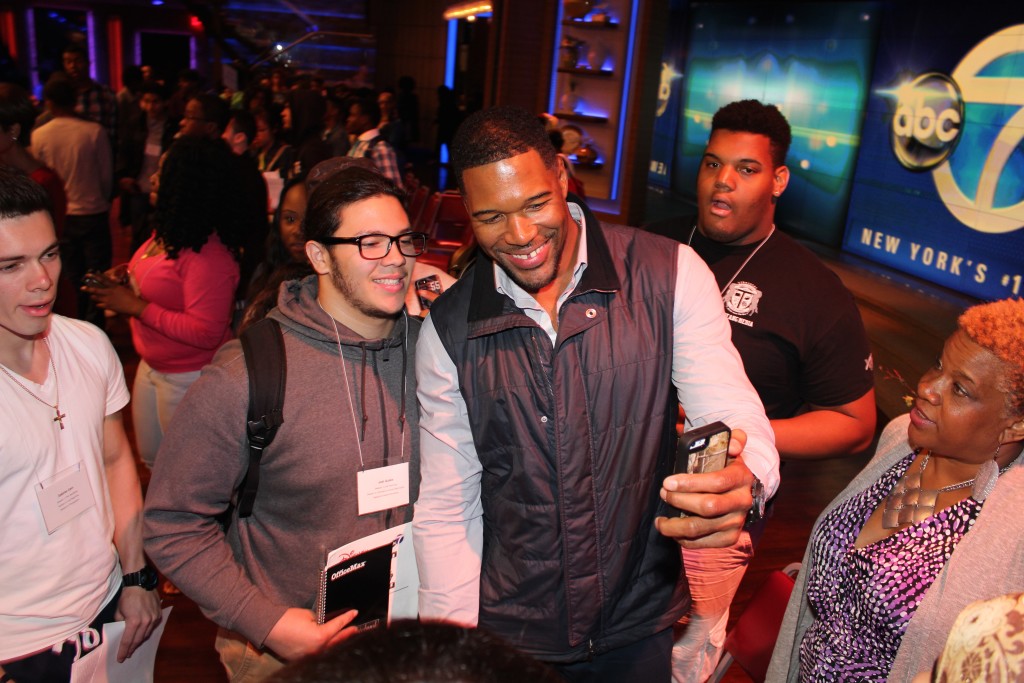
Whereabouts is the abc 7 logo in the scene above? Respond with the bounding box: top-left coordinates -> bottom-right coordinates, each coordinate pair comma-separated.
891,25 -> 1024,234
890,73 -> 963,171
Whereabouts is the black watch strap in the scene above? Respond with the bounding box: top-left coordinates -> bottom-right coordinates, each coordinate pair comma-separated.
745,476 -> 766,528
122,564 -> 159,591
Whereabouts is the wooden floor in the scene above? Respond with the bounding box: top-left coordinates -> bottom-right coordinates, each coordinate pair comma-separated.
105,218 -> 871,682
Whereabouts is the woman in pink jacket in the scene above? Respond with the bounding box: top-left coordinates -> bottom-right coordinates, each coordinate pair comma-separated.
86,137 -> 244,468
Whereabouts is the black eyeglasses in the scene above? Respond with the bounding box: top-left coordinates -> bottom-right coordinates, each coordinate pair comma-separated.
318,232 -> 429,260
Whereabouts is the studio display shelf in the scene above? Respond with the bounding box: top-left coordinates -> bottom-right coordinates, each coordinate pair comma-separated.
553,111 -> 610,123
557,67 -> 614,77
561,19 -> 619,29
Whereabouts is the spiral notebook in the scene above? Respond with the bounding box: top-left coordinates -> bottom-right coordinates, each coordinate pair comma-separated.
315,522 -> 418,629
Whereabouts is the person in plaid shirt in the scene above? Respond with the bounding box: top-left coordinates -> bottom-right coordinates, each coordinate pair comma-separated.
345,96 -> 403,190
62,44 -> 118,153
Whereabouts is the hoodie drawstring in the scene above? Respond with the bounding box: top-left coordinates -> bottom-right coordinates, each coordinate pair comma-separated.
319,298 -> 408,469
359,343 -> 368,442
399,317 -> 408,434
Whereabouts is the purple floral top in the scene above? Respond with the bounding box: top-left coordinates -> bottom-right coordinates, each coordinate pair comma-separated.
798,452 -> 982,681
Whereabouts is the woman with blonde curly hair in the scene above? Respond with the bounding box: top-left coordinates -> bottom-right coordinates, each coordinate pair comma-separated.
769,298 -> 1024,682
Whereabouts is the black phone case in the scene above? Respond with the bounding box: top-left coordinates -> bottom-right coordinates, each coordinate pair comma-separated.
673,421 -> 731,476
673,421 -> 731,518
415,275 -> 443,310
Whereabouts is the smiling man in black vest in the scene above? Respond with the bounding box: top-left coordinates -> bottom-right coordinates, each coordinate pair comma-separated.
413,106 -> 780,681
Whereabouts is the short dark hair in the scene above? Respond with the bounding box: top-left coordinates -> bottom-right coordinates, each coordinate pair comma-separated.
351,96 -> 381,128
62,43 -> 88,61
43,73 -> 77,110
0,166 -> 52,221
253,105 -> 284,136
450,106 -> 558,192
269,620 -> 562,683
122,64 -> 144,90
303,166 -> 405,244
548,129 -> 564,153
710,99 -> 792,167
228,108 -> 257,145
0,83 -> 39,146
178,68 -> 201,85
138,80 -> 170,101
192,94 -> 230,134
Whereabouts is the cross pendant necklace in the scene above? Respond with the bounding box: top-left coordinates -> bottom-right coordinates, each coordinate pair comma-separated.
0,338 -> 66,429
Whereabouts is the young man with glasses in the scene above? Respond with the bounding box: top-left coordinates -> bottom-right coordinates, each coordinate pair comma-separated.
144,166 -> 426,682
177,94 -> 229,141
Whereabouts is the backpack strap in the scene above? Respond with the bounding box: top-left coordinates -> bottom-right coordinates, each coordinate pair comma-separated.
237,318 -> 286,518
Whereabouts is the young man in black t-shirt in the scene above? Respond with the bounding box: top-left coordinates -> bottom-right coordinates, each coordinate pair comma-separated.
663,99 -> 876,682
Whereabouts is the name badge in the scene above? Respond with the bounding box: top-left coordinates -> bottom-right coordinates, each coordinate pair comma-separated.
356,462 -> 410,516
34,463 -> 97,534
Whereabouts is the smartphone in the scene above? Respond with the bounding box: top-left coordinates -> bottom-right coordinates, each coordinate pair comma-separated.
673,421 -> 731,517
81,271 -> 108,288
415,275 -> 443,310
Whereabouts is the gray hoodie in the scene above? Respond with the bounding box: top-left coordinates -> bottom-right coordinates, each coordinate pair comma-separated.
144,275 -> 420,647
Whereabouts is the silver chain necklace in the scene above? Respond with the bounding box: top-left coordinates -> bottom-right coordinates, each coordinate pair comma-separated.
882,450 -> 1011,528
688,224 -> 776,295
0,338 -> 66,429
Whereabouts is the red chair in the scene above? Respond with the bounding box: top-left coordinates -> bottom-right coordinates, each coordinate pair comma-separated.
709,562 -> 801,683
429,191 -> 473,248
415,191 -> 474,272
415,191 -> 441,234
407,184 -> 430,231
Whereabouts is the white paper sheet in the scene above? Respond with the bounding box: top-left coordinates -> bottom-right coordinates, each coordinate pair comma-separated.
69,606 -> 172,683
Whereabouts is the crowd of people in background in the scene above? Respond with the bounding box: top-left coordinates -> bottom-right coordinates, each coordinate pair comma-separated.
4,42 -> 447,320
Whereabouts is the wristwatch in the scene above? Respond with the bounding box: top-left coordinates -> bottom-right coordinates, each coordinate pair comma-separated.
122,565 -> 159,591
745,476 -> 767,528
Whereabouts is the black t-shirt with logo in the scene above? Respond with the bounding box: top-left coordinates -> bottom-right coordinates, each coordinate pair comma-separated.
683,225 -> 875,420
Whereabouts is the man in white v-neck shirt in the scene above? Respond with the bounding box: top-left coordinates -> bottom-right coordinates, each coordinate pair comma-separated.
0,167 -> 160,682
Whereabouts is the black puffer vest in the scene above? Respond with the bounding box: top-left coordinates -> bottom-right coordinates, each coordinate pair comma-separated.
429,206 -> 689,662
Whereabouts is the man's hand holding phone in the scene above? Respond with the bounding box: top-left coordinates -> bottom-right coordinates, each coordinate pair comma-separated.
656,426 -> 755,549
415,275 -> 444,313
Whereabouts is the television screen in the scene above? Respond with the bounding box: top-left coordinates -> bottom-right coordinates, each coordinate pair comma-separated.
665,2 -> 881,247
843,5 -> 1024,300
